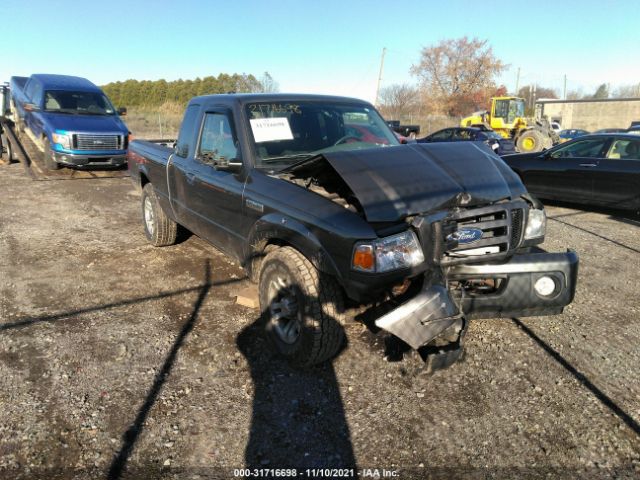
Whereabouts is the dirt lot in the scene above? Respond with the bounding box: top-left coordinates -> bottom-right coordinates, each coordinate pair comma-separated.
0,160 -> 639,480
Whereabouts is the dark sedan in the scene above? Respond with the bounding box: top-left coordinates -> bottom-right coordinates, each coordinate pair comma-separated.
559,129 -> 590,142
502,133 -> 640,210
417,127 -> 516,155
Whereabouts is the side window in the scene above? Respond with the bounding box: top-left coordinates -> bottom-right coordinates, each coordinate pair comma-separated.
175,104 -> 200,158
453,129 -> 472,141
31,83 -> 44,107
607,139 -> 640,160
430,129 -> 452,141
197,112 -> 238,165
25,80 -> 38,101
551,139 -> 608,159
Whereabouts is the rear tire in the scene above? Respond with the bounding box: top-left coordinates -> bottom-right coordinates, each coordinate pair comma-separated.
141,183 -> 178,246
43,141 -> 60,170
258,246 -> 345,367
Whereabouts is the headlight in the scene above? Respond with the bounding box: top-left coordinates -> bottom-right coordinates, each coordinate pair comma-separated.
51,132 -> 71,149
352,231 -> 424,273
525,208 -> 546,239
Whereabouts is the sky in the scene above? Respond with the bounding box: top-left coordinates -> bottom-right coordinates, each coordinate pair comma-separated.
3,0 -> 639,103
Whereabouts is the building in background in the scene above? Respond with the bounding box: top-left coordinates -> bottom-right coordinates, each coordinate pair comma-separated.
535,98 -> 640,131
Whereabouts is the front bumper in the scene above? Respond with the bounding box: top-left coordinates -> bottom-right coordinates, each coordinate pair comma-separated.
53,151 -> 127,167
446,249 -> 579,319
374,249 -> 578,349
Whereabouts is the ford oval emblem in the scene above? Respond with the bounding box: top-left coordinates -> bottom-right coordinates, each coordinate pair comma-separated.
447,228 -> 483,245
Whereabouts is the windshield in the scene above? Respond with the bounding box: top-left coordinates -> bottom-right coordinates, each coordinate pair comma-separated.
493,99 -> 525,123
44,90 -> 116,115
246,101 -> 400,169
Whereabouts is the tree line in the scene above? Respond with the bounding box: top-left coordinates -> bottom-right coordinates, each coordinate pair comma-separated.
102,72 -> 278,107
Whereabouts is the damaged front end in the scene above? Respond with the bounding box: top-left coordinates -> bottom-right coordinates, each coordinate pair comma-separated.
281,143 -> 579,361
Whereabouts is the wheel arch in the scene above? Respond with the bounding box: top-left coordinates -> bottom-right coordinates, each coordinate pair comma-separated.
244,213 -> 343,283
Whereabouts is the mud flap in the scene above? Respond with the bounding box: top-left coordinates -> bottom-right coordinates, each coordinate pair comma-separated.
374,285 -> 461,350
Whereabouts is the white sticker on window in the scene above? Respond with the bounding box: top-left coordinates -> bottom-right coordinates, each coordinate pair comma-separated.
250,117 -> 294,143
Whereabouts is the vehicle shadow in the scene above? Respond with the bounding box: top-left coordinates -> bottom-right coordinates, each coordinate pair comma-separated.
107,261 -> 214,479
543,199 -> 640,223
236,298 -> 358,473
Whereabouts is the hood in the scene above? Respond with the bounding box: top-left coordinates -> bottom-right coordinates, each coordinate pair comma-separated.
42,113 -> 128,134
317,143 -> 527,222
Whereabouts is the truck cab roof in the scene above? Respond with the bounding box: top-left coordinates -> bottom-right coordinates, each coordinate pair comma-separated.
29,74 -> 101,93
188,93 -> 374,107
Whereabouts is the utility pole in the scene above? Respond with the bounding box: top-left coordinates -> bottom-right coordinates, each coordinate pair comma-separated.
375,47 -> 387,107
515,67 -> 521,95
563,75 -> 567,100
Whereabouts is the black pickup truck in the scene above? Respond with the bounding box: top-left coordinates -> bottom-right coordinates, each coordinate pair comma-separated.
127,93 -> 578,367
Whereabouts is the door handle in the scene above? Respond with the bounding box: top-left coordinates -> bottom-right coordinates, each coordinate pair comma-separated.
185,171 -> 196,182
579,163 -> 597,167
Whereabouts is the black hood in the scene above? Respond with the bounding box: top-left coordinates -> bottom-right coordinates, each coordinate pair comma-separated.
313,143 -> 527,222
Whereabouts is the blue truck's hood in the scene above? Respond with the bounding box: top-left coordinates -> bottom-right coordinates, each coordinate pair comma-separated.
43,113 -> 128,134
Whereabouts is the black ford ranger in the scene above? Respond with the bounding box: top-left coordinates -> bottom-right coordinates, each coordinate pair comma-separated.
127,94 -> 578,367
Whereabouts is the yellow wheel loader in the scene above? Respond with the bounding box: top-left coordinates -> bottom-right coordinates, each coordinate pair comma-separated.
461,97 -> 559,153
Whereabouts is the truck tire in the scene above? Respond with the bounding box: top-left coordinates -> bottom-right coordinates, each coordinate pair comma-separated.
141,183 -> 178,246
516,130 -> 545,153
258,246 -> 345,367
43,141 -> 60,170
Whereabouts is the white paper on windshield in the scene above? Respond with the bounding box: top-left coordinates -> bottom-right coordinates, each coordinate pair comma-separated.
250,117 -> 294,143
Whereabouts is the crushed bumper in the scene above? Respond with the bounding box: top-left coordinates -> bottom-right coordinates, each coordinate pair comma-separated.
375,285 -> 462,350
374,249 -> 578,348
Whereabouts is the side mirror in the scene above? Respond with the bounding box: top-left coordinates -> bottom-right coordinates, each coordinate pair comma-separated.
117,107 -> 127,116
24,102 -> 40,112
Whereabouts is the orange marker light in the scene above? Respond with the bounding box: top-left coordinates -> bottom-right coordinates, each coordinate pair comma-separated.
353,244 -> 375,272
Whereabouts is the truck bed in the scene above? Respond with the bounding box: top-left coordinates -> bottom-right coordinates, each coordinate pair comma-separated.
127,139 -> 175,197
131,140 -> 173,164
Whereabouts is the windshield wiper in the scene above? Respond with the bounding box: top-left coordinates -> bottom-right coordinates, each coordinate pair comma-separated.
279,154 -> 324,172
259,153 -> 315,164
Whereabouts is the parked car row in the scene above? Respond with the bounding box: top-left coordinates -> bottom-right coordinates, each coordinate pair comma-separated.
558,125 -> 640,143
416,127 -> 516,155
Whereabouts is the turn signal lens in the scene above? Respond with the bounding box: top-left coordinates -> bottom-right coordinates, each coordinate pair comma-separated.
352,245 -> 375,272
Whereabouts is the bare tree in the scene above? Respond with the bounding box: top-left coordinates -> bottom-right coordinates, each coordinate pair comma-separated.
612,84 -> 640,98
378,84 -> 419,120
566,88 -> 585,100
518,85 -> 559,112
410,37 -> 507,115
259,72 -> 279,93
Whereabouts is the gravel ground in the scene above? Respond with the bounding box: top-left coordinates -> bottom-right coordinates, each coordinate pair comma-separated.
0,161 -> 639,480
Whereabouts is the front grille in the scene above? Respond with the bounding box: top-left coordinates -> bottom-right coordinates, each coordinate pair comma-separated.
439,202 -> 527,264
72,134 -> 122,150
511,208 -> 524,246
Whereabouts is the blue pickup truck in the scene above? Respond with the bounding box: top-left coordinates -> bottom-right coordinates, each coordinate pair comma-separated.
10,74 -> 129,170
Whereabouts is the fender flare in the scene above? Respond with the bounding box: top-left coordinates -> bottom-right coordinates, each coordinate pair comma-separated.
244,213 -> 343,281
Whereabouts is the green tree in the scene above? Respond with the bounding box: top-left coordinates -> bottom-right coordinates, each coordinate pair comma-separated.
592,83 -> 609,99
